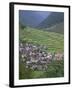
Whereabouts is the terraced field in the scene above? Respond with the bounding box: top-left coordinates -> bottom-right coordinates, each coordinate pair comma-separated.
19,27 -> 64,52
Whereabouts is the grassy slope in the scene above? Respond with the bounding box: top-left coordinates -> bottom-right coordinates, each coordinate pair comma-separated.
19,27 -> 64,52
19,27 -> 64,79
45,22 -> 64,34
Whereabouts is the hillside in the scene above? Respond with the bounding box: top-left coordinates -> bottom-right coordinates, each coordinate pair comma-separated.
19,27 -> 64,79
19,27 -> 64,52
37,12 -> 64,28
19,10 -> 51,27
45,22 -> 64,34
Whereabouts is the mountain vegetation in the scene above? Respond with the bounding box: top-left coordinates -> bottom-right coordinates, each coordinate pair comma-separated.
19,26 -> 64,79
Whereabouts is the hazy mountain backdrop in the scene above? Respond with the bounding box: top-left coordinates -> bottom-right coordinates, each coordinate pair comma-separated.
19,10 -> 51,27
37,12 -> 64,28
19,10 -> 64,34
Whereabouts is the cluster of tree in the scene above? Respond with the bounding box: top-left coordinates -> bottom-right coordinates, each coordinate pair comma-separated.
19,22 -> 26,29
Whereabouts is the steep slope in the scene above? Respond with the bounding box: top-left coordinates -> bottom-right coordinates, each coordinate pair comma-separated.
37,12 -> 64,28
19,10 -> 51,27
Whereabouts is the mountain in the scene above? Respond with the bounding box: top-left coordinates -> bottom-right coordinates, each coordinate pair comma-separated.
19,10 -> 51,27
45,22 -> 64,34
37,12 -> 64,28
19,11 -> 64,34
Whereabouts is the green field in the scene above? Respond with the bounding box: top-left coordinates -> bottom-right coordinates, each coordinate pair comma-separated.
19,26 -> 64,79
19,27 -> 64,52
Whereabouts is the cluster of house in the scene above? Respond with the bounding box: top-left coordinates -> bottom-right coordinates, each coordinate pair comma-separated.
19,43 -> 64,71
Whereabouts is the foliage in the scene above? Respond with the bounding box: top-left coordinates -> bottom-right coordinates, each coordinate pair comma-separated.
19,62 -> 33,79
45,60 -> 64,77
19,22 -> 26,29
19,60 -> 64,79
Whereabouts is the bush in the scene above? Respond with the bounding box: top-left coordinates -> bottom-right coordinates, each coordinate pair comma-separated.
19,62 -> 33,79
45,60 -> 64,77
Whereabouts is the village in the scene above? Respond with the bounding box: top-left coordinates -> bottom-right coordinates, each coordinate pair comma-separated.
19,42 -> 64,71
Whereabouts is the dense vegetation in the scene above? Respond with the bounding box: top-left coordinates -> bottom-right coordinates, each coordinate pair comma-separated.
19,60 -> 64,79
19,26 -> 64,79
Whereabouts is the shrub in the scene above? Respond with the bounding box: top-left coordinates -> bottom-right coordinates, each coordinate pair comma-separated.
45,60 -> 64,77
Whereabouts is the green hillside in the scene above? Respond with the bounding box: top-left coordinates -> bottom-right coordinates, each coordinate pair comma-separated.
19,27 -> 64,52
37,12 -> 64,29
19,27 -> 64,79
45,22 -> 64,34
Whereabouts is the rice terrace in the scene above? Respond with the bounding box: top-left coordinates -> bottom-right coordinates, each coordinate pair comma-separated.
19,10 -> 64,79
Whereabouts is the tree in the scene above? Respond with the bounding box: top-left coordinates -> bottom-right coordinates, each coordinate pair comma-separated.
19,22 -> 26,29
